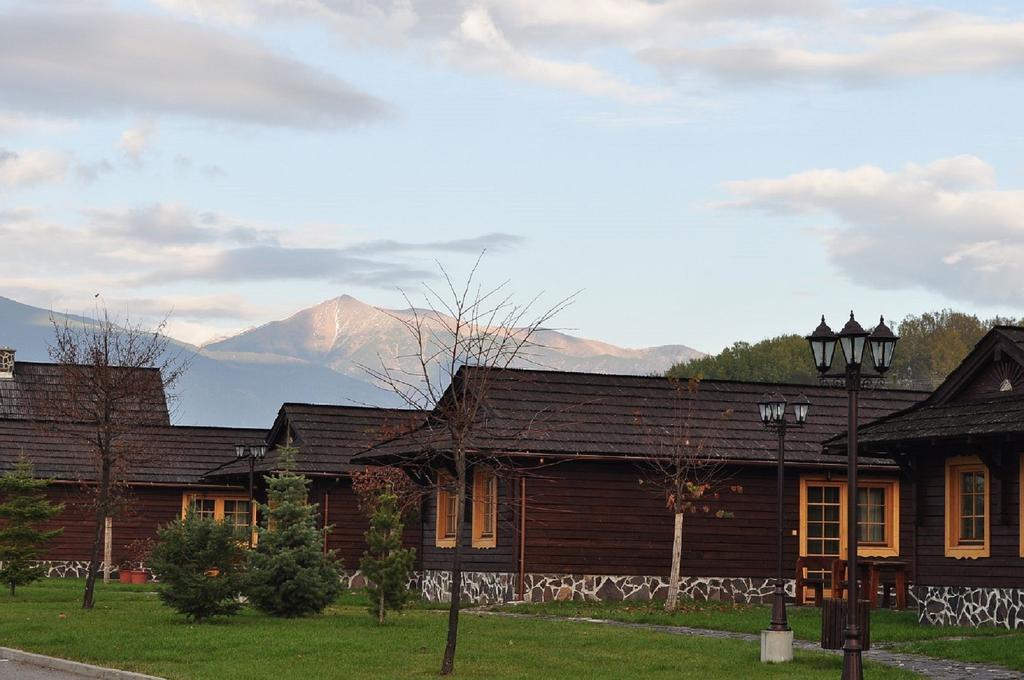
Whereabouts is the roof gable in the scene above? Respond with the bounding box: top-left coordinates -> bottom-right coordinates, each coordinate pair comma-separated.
927,327 -> 1024,406
210,403 -> 426,478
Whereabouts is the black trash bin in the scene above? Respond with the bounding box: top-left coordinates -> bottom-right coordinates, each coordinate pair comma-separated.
821,599 -> 871,651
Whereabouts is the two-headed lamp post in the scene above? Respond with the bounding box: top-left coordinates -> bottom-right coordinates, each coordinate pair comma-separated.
806,313 -> 898,680
757,391 -> 810,641
235,444 -> 267,548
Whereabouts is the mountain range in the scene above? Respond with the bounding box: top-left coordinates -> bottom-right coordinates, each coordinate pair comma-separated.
0,295 -> 703,427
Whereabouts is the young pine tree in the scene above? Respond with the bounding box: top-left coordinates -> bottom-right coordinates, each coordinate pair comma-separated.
246,448 -> 342,617
0,458 -> 63,596
360,492 -> 416,624
149,514 -> 246,622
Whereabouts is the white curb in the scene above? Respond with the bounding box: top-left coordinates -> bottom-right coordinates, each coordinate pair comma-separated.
0,647 -> 165,680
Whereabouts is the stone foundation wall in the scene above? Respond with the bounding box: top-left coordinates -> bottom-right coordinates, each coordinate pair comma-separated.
419,570 -> 518,604
918,585 -> 1024,629
413,571 -> 798,605
0,560 -> 102,579
522,573 -> 795,604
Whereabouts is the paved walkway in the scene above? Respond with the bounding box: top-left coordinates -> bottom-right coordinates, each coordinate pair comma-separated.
0,658 -> 91,679
469,610 -> 1022,679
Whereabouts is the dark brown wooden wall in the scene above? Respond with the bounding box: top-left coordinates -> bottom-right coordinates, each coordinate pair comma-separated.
914,448 -> 1023,588
519,460 -> 912,578
521,461 -> 798,576
419,474 -> 517,572
37,485 -> 183,564
310,478 -> 422,571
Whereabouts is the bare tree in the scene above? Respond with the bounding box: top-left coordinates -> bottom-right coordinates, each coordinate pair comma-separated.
638,377 -> 741,611
363,257 -> 573,676
43,307 -> 187,609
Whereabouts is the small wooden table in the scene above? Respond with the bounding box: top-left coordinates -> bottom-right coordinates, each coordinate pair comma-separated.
832,559 -> 908,609
871,560 -> 909,610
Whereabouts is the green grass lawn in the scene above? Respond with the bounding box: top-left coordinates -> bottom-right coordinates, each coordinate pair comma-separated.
0,580 -> 917,680
497,599 -> 1024,670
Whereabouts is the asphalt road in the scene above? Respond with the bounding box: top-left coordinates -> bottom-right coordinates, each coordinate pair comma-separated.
0,658 -> 90,679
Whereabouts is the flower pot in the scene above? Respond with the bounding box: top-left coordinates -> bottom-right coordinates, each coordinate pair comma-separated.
130,570 -> 148,585
118,570 -> 134,584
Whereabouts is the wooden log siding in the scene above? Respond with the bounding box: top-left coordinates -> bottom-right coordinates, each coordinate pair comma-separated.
520,461 -> 796,576
515,460 -> 913,579
914,448 -> 1024,589
310,479 -> 422,571
35,485 -> 186,564
420,474 -> 517,573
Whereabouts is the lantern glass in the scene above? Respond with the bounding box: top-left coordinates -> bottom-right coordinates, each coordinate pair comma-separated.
255,445 -> 268,459
806,316 -> 837,374
235,444 -> 245,459
771,395 -> 787,422
838,312 -> 869,367
793,396 -> 810,424
757,397 -> 771,424
868,316 -> 899,374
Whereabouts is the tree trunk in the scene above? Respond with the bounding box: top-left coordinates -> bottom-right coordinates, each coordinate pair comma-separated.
440,461 -> 467,676
379,589 -> 385,625
83,461 -> 111,610
9,582 -> 14,597
103,516 -> 113,584
665,511 -> 684,612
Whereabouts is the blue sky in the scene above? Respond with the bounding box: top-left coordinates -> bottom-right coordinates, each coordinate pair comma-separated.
3,0 -> 1024,354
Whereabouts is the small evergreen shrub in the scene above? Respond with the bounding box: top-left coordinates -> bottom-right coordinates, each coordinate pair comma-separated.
149,514 -> 246,621
246,448 -> 342,617
360,492 -> 416,624
0,458 -> 63,595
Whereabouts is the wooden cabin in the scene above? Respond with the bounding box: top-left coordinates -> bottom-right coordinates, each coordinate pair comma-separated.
0,351 -> 422,578
204,403 -> 425,580
0,352 -> 265,574
361,367 -> 926,604
839,326 -> 1024,628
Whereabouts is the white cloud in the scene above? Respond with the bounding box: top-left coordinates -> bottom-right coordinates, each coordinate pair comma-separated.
146,0 -> 1024,100
0,203 -> 526,315
642,14 -> 1024,85
0,149 -> 69,188
718,155 -> 1024,306
0,7 -> 387,128
445,7 -> 667,103
119,119 -> 159,162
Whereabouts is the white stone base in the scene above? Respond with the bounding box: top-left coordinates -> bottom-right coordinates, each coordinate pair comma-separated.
760,629 -> 794,663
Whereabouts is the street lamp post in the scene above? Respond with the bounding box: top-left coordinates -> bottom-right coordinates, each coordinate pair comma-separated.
806,313 -> 898,680
235,444 -> 268,549
757,392 -> 810,637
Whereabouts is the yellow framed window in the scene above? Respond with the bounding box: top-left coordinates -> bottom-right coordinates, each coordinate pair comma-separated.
472,468 -> 498,549
799,476 -> 900,561
856,481 -> 899,557
435,472 -> 458,548
181,493 -> 257,543
946,456 -> 990,559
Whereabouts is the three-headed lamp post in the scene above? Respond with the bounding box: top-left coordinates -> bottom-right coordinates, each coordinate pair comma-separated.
235,444 -> 267,548
806,313 -> 898,680
757,392 -> 809,663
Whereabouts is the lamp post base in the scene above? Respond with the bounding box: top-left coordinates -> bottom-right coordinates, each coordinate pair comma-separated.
841,625 -> 864,680
760,629 -> 794,664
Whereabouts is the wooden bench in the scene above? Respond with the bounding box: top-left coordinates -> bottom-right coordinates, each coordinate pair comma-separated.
795,556 -> 833,607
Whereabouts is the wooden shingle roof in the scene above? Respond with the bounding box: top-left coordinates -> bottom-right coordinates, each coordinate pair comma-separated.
361,367 -> 927,467
831,327 -> 1024,450
0,421 -> 266,485
0,361 -> 169,425
206,403 -> 425,478
846,395 -> 1024,447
